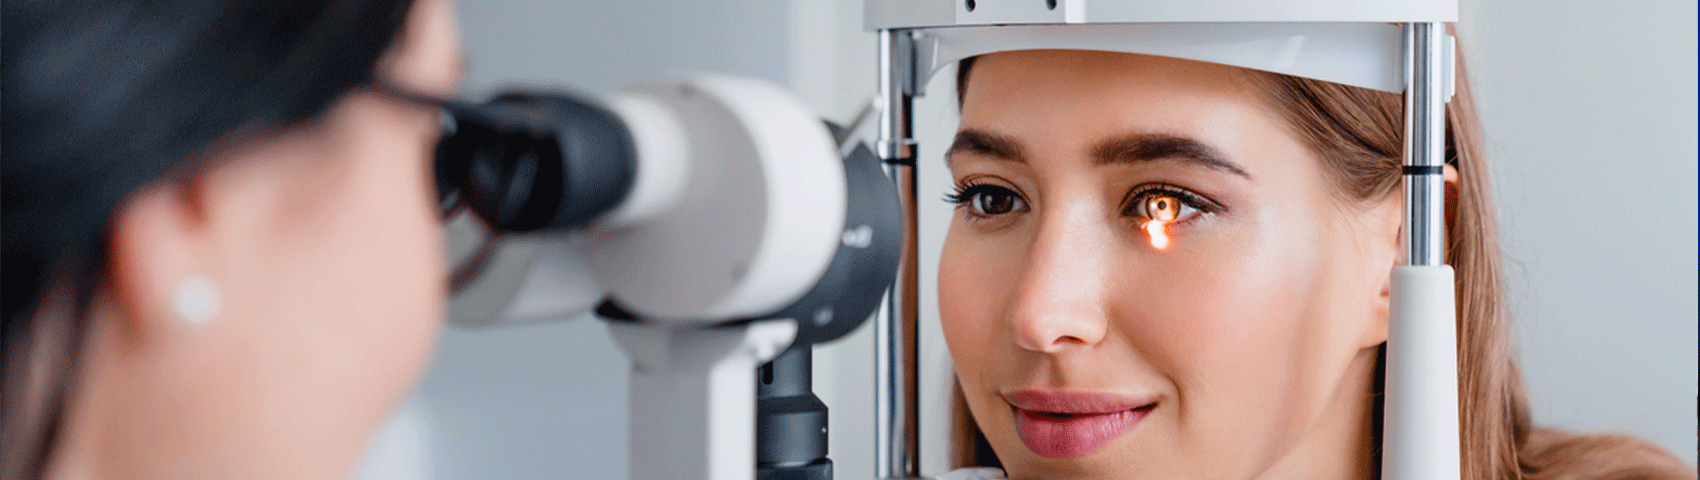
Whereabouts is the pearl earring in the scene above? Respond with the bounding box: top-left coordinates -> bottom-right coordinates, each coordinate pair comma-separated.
174,276 -> 221,326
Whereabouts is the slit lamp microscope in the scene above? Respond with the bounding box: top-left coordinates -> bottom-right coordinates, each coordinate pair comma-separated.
437,1 -> 1462,479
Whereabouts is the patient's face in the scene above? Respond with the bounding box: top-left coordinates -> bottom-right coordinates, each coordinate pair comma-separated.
939,51 -> 1398,478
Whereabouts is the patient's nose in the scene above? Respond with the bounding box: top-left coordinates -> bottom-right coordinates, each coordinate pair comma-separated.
1004,204 -> 1111,353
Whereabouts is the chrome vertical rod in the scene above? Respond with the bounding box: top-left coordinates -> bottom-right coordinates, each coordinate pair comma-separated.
1382,21 -> 1461,480
1403,22 -> 1448,266
874,28 -> 921,480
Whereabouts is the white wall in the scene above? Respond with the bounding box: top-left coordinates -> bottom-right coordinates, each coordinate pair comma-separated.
358,1 -> 1696,478
1459,0 -> 1697,463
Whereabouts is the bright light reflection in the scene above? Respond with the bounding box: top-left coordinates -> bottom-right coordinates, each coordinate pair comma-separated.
1145,219 -> 1171,250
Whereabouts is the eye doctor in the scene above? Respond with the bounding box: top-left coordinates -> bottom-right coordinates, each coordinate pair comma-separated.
3,0 -> 465,478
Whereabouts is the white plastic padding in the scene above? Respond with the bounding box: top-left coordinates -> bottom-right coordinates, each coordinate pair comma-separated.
1383,265 -> 1461,480
867,0 -> 1456,30
913,22 -> 1407,94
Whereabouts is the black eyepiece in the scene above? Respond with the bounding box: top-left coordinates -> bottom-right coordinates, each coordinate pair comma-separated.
435,91 -> 637,232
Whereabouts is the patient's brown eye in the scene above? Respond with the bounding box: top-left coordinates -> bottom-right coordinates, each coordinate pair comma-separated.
947,182 -> 1029,218
973,189 -> 1023,215
1126,187 -> 1216,250
1127,188 -> 1206,224
1146,195 -> 1180,222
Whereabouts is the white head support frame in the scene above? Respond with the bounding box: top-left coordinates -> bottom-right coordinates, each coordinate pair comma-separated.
865,2 -> 1459,478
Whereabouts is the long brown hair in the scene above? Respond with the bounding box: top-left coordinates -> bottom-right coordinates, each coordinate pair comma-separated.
949,43 -> 1695,479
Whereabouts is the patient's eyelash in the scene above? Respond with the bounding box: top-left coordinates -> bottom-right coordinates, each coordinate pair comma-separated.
941,178 -> 988,206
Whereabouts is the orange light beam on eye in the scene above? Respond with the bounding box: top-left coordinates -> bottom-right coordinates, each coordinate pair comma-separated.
1145,219 -> 1171,250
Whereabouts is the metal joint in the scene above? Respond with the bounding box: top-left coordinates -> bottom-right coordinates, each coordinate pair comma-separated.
877,29 -> 918,163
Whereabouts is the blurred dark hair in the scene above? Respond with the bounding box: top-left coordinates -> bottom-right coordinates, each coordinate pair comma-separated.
1,0 -> 415,476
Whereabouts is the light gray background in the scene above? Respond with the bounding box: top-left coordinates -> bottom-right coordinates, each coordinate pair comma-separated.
357,1 -> 1697,478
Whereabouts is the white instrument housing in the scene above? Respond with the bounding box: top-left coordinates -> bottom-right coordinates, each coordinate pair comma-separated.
586,75 -> 847,323
866,0 -> 1457,96
445,75 -> 847,327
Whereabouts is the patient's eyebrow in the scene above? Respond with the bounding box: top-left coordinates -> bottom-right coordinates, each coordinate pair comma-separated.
947,129 -> 1027,166
1092,133 -> 1251,180
948,129 -> 1252,181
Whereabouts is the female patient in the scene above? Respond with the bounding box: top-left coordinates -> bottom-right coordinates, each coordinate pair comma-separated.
4,0 -> 461,478
939,50 -> 1693,479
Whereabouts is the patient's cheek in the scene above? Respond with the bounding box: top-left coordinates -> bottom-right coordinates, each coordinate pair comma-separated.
936,244 -> 1001,367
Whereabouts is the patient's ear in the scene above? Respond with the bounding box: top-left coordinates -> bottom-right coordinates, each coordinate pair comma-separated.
107,178 -> 218,338
1444,164 -> 1459,234
1363,191 -> 1401,349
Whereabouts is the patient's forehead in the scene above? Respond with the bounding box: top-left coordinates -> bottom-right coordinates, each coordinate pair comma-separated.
962,50 -> 1257,108
957,50 -> 1290,158
957,50 -> 1279,143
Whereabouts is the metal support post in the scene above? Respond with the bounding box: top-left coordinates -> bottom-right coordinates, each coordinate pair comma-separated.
1382,21 -> 1461,480
875,28 -> 922,480
606,319 -> 798,480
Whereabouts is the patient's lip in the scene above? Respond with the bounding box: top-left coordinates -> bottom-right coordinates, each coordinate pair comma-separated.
1004,389 -> 1157,414
1004,389 -> 1158,458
